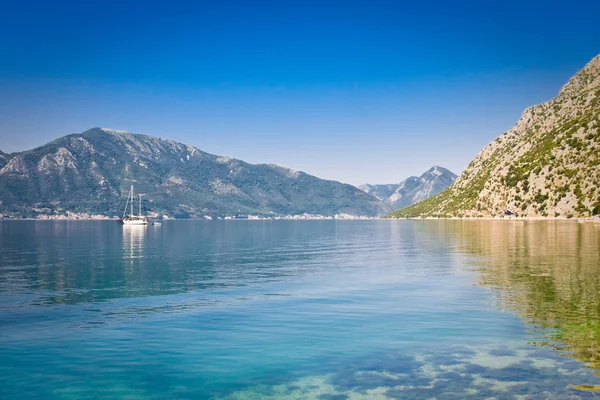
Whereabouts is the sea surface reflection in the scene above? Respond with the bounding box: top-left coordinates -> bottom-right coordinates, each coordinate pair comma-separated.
0,220 -> 599,399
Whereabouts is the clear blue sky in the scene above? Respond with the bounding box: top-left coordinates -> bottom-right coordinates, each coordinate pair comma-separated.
1,0 -> 598,185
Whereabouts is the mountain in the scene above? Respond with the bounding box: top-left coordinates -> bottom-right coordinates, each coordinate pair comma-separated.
0,150 -> 8,169
357,183 -> 398,201
387,54 -> 600,219
360,166 -> 457,211
0,128 -> 382,218
386,166 -> 458,210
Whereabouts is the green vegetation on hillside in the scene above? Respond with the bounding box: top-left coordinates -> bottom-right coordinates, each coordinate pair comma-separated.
385,54 -> 600,219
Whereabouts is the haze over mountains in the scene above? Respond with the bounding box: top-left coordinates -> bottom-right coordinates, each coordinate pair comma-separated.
359,166 -> 457,212
0,128 -> 384,218
388,54 -> 600,219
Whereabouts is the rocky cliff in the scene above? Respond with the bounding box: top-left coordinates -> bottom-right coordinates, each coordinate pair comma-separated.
388,54 -> 600,218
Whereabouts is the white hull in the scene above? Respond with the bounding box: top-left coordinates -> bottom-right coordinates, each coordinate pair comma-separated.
121,219 -> 148,225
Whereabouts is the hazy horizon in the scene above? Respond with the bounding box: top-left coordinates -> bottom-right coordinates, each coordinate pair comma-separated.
1,0 -> 599,185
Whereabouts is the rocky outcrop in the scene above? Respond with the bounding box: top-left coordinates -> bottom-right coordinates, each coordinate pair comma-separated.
388,54 -> 600,218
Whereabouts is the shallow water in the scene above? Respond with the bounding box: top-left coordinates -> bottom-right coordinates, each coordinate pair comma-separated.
0,220 -> 599,399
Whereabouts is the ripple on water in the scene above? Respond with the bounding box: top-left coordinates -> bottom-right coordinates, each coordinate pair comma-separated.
1,220 -> 600,399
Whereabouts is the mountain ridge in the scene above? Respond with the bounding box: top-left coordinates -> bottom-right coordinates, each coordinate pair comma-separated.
387,54 -> 600,219
360,166 -> 457,211
0,128 -> 383,218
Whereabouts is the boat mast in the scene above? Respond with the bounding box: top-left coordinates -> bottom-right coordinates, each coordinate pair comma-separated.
130,185 -> 134,217
138,194 -> 142,216
122,185 -> 132,219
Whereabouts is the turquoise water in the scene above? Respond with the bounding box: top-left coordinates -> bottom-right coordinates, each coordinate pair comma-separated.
1,220 -> 599,399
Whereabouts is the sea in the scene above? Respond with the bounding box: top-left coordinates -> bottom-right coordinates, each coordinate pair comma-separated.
1,219 -> 599,399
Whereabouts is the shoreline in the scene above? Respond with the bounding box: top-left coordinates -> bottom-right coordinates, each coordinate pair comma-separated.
386,216 -> 600,223
2,216 -> 598,222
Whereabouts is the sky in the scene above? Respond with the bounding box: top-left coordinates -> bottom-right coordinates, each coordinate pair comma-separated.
0,0 -> 599,185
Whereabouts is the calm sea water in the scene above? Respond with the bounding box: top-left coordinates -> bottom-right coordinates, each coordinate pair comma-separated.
1,220 -> 599,399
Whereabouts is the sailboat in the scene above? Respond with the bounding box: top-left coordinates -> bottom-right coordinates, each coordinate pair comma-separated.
121,185 -> 148,225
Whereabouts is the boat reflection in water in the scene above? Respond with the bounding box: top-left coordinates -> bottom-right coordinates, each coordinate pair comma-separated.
122,224 -> 146,266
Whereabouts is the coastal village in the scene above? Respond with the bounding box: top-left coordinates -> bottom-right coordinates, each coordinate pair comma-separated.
0,211 -> 377,220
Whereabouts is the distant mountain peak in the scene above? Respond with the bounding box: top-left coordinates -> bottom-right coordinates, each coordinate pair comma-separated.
100,127 -> 130,135
422,166 -> 451,178
80,127 -> 121,137
360,167 -> 457,210
388,53 -> 600,219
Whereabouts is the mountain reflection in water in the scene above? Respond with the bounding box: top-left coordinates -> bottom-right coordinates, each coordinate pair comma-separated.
441,220 -> 600,379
